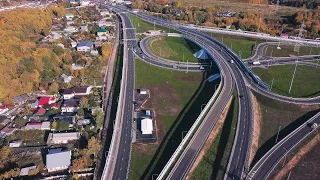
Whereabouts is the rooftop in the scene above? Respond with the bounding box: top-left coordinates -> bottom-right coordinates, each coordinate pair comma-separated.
46,149 -> 71,170
77,41 -> 93,47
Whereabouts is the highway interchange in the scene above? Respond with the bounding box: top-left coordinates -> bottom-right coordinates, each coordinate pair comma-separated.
102,4 -> 320,180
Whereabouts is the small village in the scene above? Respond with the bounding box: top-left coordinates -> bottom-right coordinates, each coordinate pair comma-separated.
0,0 -> 116,179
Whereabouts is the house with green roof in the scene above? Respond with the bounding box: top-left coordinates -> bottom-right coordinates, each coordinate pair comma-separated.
97,28 -> 109,37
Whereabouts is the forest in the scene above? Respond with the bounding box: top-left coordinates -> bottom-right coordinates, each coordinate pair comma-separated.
0,6 -> 65,102
132,0 -> 320,38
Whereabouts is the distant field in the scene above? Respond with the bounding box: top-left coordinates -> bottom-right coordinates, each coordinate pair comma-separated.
128,14 -> 172,33
264,45 -> 320,57
148,36 -> 202,63
172,0 -> 311,18
253,65 -> 320,98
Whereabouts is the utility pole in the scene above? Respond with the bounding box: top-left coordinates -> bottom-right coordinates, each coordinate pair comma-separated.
183,53 -> 184,63
294,21 -> 305,53
186,60 -> 188,73
289,62 -> 298,94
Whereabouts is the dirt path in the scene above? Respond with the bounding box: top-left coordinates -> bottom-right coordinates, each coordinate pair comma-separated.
273,132 -> 320,180
185,96 -> 234,179
248,92 -> 262,167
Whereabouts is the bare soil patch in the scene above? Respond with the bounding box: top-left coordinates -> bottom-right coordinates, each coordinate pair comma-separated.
273,132 -> 320,180
176,74 -> 202,83
186,96 -> 233,179
141,84 -> 181,141
248,92 -> 262,166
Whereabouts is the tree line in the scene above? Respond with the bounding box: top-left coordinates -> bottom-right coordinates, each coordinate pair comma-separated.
131,0 -> 320,38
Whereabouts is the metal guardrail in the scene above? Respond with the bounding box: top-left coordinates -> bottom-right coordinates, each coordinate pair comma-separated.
101,13 -> 128,180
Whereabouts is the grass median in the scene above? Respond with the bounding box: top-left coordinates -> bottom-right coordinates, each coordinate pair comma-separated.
190,90 -> 238,179
148,36 -> 203,63
129,58 -> 220,180
264,45 -> 320,57
253,65 -> 320,98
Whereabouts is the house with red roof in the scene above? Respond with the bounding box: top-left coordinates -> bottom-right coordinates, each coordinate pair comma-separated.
38,97 -> 57,107
35,107 -> 46,115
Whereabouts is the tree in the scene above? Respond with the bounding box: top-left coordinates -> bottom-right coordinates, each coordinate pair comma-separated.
77,108 -> 84,117
55,120 -> 70,131
52,121 -> 57,130
94,109 -> 104,128
47,82 -> 59,95
0,146 -> 11,161
87,136 -> 101,156
80,97 -> 89,108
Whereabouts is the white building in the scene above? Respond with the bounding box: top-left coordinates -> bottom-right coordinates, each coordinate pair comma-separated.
47,132 -> 80,145
77,41 -> 94,52
9,140 -> 22,148
65,13 -> 74,21
141,118 -> 153,135
46,149 -> 71,172
64,26 -> 78,33
61,86 -> 92,99
61,99 -> 80,112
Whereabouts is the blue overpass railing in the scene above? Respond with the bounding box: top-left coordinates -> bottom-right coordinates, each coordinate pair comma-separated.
180,27 -> 270,90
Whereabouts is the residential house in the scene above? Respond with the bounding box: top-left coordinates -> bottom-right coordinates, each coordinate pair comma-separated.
77,119 -> 91,126
281,34 -> 289,38
98,20 -> 114,28
65,13 -> 74,21
61,86 -> 93,99
61,99 -> 80,112
100,10 -> 110,17
71,41 -> 77,48
0,105 -> 9,115
20,165 -> 37,176
80,25 -> 88,32
25,121 -> 50,130
91,50 -> 99,56
0,127 -> 16,136
70,0 -> 78,4
97,29 -> 108,36
46,149 -> 71,172
60,74 -> 74,83
64,26 -> 78,33
46,132 -> 80,145
67,21 -> 75,26
71,63 -> 84,71
80,0 -> 90,6
53,113 -> 76,128
9,140 -> 22,147
44,32 -> 62,43
94,41 -> 103,47
0,116 -> 10,126
13,94 -> 32,105
38,97 -> 57,107
34,107 -> 46,115
77,41 -> 94,52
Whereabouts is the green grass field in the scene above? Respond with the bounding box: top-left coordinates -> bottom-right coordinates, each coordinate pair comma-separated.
204,32 -> 266,59
250,92 -> 320,167
128,14 -> 173,34
130,58 -> 220,179
191,91 -> 238,179
264,45 -> 320,57
253,65 -> 320,98
148,36 -> 203,63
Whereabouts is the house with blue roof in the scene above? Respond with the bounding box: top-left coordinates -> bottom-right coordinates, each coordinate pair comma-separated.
77,41 -> 94,52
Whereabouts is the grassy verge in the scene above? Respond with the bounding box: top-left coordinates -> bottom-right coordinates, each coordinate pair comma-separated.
148,36 -> 202,63
253,65 -> 320,98
128,14 -> 173,33
250,92 -> 320,167
264,45 -> 320,57
268,131 -> 320,180
191,90 -> 238,179
203,31 -> 267,59
129,58 -> 220,179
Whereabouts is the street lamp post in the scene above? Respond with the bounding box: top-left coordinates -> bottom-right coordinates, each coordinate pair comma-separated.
288,62 -> 298,94
201,104 -> 207,111
275,125 -> 281,144
182,131 -> 188,141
